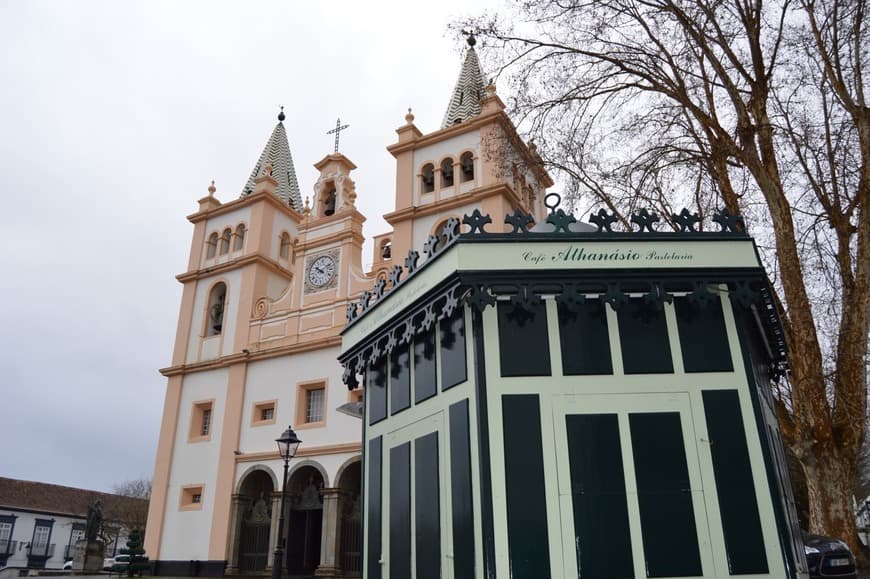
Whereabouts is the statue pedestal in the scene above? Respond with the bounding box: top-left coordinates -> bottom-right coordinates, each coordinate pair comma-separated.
72,540 -> 104,573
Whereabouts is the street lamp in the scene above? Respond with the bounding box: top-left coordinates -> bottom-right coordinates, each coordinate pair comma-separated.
272,425 -> 302,579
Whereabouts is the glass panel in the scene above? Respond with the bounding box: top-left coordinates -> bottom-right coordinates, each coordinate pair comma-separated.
390,343 -> 410,415
566,414 -> 634,578
306,388 -> 324,422
414,328 -> 437,403
389,442 -> 411,579
497,302 -> 551,377
617,298 -> 673,374
629,412 -> 702,577
558,301 -> 613,375
366,437 -> 382,579
440,310 -> 467,390
415,432 -> 440,579
703,390 -> 768,574
449,400 -> 475,579
369,359 -> 387,425
675,297 -> 733,373
502,395 -> 551,578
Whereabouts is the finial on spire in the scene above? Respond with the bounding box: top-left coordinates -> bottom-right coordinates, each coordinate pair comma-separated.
278,106 -> 285,122
303,196 -> 311,215
405,107 -> 415,124
208,180 -> 216,196
465,30 -> 477,47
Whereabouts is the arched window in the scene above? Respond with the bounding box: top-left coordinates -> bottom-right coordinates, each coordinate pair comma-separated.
220,229 -> 231,255
421,164 -> 435,193
460,152 -> 474,182
434,219 -> 452,250
207,282 -> 227,337
380,239 -> 392,260
234,224 -> 246,251
441,158 -> 455,188
279,232 -> 292,259
323,189 -> 337,217
206,232 -> 218,259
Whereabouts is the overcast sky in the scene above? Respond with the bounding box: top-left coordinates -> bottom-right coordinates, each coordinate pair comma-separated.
0,0 -> 505,493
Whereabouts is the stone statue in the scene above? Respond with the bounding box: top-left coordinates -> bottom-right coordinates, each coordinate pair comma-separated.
85,499 -> 103,542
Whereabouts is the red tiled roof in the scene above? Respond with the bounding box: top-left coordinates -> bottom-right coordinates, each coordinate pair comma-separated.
0,477 -> 146,520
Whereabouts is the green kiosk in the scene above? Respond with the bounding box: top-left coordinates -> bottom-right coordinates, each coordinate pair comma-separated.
340,203 -> 808,579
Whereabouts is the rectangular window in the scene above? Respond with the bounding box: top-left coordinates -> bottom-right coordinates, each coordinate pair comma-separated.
200,408 -> 212,436
390,342 -> 411,415
440,308 -> 467,390
0,520 -> 12,553
413,328 -> 437,404
31,522 -> 51,556
295,381 -> 327,427
415,432 -> 440,579
497,301 -> 551,377
389,442 -> 411,579
558,300 -> 613,375
252,400 -> 277,426
189,400 -> 215,442
675,296 -> 734,373
180,485 -> 205,510
617,298 -> 673,374
368,359 -> 387,426
367,437 -> 383,579
306,388 -> 324,423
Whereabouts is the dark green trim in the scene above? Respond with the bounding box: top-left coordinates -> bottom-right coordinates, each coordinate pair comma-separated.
389,442 -> 411,579
414,432 -> 441,579
449,399 -> 475,579
366,436 -> 383,579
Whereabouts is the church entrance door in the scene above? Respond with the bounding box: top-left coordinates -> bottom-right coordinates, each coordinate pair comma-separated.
235,470 -> 275,573
285,467 -> 324,576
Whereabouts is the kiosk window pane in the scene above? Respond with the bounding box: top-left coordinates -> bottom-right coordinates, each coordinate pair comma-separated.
440,310 -> 467,390
558,301 -> 613,375
497,302 -> 551,377
389,442 -> 411,579
629,412 -> 702,577
414,328 -> 437,403
617,298 -> 673,374
449,400 -> 475,579
502,395 -> 551,578
390,343 -> 411,415
566,414 -> 634,578
367,437 -> 383,579
675,297 -> 734,373
415,432 -> 441,579
703,390 -> 768,574
368,359 -> 387,425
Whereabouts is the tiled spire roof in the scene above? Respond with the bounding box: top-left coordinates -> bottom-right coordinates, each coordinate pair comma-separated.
241,111 -> 302,211
441,35 -> 487,129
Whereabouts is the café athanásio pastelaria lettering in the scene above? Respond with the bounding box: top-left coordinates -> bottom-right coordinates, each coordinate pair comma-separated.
522,245 -> 694,265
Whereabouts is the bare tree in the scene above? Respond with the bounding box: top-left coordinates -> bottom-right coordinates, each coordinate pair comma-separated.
466,0 -> 869,554
108,478 -> 151,533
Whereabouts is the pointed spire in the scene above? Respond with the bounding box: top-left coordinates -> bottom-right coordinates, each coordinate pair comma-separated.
240,111 -> 302,210
441,34 -> 487,129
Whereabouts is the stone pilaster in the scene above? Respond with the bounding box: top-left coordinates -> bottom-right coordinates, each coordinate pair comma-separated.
225,495 -> 246,575
314,488 -> 343,578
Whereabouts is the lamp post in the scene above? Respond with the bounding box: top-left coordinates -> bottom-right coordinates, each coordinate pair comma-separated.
272,425 -> 302,579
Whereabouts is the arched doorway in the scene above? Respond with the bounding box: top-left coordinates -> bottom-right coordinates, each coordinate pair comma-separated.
285,465 -> 324,575
338,460 -> 362,575
237,470 -> 275,572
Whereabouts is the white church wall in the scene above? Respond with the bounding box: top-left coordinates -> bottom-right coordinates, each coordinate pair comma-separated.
159,369 -> 228,560
237,349 -> 360,455
270,212 -> 298,261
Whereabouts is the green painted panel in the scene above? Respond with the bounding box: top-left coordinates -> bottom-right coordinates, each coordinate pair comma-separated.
629,412 -> 702,577
366,437 -> 382,579
675,297 -> 734,373
502,395 -> 551,578
414,328 -> 437,403
497,302 -> 551,377
440,310 -> 467,390
415,432 -> 441,579
389,442 -> 411,579
703,390 -> 768,574
558,301 -> 613,375
368,360 -> 387,426
390,343 -> 410,415
449,399 -> 475,579
566,414 -> 634,578
617,298 -> 673,374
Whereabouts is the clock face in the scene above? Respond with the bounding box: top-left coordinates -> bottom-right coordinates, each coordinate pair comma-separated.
308,255 -> 336,287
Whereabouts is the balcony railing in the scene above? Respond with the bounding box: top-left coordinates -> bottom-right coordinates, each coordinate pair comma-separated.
27,543 -> 55,558
0,539 -> 17,555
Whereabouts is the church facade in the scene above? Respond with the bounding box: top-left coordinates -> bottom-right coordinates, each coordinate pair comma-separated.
143,37 -> 549,577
